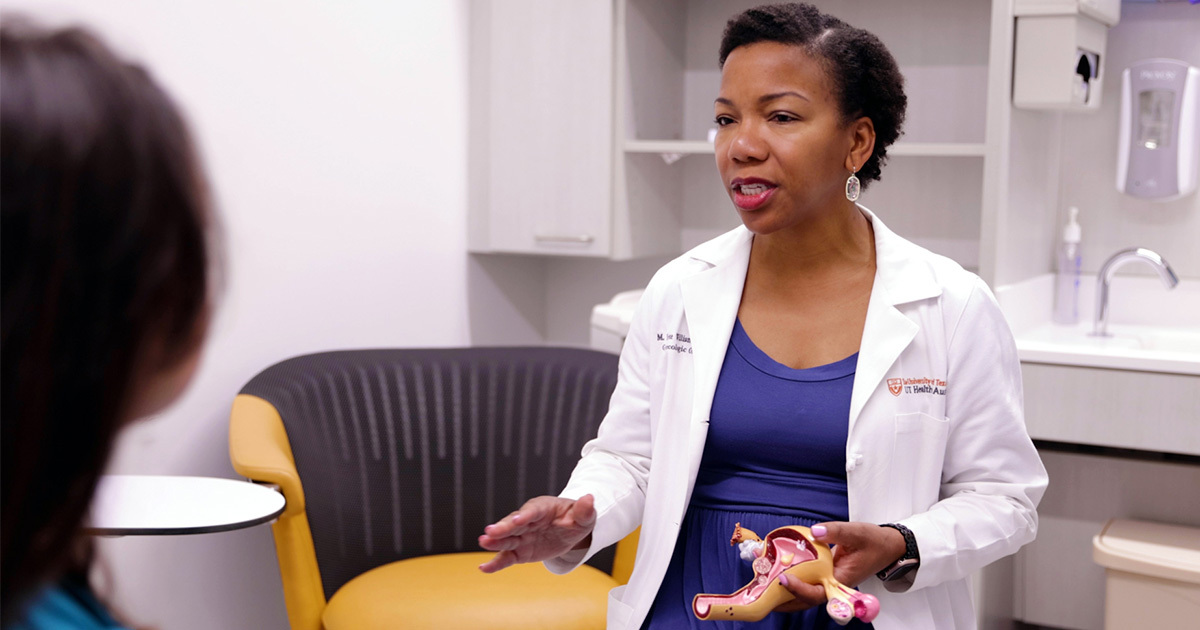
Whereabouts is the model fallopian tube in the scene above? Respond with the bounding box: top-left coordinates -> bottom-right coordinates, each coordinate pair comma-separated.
692,523 -> 881,625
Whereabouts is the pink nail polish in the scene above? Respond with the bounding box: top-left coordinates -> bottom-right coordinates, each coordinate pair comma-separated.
779,574 -> 789,587
812,524 -> 827,538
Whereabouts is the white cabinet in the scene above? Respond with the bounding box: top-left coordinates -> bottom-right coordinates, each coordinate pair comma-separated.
469,0 -> 615,257
470,0 -> 1036,279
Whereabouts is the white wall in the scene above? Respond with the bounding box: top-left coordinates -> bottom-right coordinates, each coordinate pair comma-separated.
1055,2 -> 1200,278
545,255 -> 671,345
0,1 -> 473,628
989,3 -> 1200,290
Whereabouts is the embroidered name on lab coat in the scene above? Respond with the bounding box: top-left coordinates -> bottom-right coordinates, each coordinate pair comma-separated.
887,377 -> 947,396
657,331 -> 693,354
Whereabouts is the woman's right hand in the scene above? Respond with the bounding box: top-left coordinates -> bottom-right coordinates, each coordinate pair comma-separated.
477,494 -> 596,573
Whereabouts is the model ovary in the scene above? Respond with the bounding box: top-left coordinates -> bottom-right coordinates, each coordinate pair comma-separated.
692,523 -> 880,625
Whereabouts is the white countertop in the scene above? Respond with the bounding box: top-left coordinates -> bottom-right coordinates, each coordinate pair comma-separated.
996,273 -> 1200,376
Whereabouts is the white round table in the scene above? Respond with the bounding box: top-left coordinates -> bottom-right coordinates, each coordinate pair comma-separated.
87,475 -> 286,536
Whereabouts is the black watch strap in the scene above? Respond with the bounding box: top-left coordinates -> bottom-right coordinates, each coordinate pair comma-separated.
877,523 -> 920,582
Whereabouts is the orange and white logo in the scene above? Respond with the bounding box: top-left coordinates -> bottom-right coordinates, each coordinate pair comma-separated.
887,377 -> 948,396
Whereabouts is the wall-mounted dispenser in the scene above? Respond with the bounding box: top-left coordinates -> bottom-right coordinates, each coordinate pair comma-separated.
1117,58 -> 1200,201
1012,0 -> 1120,110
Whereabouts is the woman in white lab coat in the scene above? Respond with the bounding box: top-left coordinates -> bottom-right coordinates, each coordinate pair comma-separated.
479,4 -> 1047,629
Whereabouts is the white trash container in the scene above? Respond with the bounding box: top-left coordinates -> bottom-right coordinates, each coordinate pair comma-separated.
1092,518 -> 1200,629
589,289 -> 643,354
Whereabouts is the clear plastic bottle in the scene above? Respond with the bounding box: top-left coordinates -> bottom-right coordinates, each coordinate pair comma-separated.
1054,207 -> 1082,325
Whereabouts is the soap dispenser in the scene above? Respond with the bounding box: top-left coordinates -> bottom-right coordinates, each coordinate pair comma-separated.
1054,207 -> 1083,325
1116,58 -> 1200,201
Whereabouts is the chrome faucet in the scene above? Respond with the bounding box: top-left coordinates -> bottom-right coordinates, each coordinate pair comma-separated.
1093,247 -> 1179,337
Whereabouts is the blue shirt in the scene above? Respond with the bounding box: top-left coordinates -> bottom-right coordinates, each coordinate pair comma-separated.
7,579 -> 129,630
691,318 -> 857,521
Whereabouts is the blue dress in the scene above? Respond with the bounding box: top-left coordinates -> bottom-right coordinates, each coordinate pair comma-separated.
642,320 -> 874,629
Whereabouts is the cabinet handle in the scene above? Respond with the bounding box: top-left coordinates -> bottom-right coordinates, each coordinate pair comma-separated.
534,234 -> 595,244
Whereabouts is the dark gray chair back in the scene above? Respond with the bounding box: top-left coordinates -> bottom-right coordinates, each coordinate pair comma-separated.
239,347 -> 619,600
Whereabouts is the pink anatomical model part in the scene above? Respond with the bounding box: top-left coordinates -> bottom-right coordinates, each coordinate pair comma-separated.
692,523 -> 880,625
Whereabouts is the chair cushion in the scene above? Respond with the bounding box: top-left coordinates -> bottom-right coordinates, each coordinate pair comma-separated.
322,551 -> 618,630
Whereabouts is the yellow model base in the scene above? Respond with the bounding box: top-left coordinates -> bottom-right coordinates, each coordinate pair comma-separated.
322,551 -> 619,630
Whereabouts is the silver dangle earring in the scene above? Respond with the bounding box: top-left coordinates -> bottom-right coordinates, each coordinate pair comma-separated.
845,167 -> 861,202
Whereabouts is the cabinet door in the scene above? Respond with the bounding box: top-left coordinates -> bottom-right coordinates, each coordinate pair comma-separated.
484,0 -> 614,255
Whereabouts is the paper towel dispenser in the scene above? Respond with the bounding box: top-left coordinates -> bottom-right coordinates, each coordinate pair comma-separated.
1012,0 -> 1120,111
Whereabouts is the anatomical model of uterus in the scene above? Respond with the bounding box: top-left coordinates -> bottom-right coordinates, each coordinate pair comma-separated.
692,523 -> 880,625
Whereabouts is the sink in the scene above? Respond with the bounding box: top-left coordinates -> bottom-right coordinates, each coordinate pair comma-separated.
1134,327 -> 1200,355
996,273 -> 1200,375
1017,321 -> 1200,375
995,273 -> 1199,458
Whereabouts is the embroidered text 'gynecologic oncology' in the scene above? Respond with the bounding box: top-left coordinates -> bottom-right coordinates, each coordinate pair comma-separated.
657,331 -> 693,354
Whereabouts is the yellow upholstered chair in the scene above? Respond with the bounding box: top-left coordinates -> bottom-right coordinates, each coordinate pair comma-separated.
229,348 -> 639,630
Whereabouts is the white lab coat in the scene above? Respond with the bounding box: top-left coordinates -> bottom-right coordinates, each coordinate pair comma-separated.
547,207 -> 1048,630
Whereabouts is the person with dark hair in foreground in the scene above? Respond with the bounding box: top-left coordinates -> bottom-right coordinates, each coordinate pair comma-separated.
1,19 -> 213,629
480,4 -> 1046,629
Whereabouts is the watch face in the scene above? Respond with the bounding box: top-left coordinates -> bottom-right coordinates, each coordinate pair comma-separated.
882,558 -> 920,581
892,559 -> 916,580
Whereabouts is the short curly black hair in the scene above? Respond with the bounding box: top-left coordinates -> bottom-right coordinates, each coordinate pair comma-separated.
718,3 -> 906,188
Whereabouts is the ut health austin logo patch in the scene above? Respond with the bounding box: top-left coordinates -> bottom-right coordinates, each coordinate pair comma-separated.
887,377 -> 948,396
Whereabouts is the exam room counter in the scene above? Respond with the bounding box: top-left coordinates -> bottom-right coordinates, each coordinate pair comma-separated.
995,272 -> 1200,459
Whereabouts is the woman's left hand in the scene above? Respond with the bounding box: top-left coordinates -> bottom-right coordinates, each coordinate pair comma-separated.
772,522 -> 906,612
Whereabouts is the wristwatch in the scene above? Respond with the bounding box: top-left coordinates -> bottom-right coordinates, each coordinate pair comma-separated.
876,523 -> 920,582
